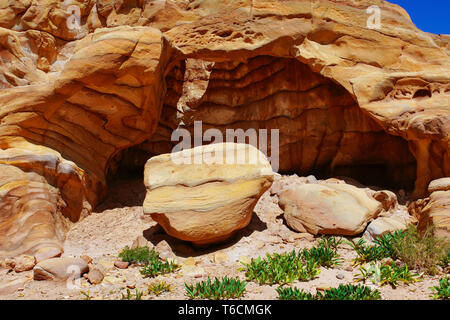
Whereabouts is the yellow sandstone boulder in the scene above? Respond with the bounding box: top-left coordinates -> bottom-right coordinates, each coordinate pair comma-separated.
143,143 -> 274,245
280,182 -> 382,235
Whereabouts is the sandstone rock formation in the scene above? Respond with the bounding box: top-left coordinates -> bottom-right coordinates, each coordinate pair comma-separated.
279,180 -> 382,235
143,143 -> 274,244
412,178 -> 450,239
0,0 -> 449,256
33,257 -> 88,281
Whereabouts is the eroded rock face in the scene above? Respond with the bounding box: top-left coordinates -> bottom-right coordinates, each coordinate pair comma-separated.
279,181 -> 382,235
143,143 -> 274,244
0,0 -> 449,256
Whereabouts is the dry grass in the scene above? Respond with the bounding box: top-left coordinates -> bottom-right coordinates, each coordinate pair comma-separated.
392,225 -> 449,275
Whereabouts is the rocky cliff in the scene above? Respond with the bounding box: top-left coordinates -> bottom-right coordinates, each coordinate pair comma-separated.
0,0 -> 448,257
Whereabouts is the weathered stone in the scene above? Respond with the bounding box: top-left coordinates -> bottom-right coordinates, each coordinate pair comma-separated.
418,190 -> 450,239
0,278 -> 27,296
363,211 -> 414,241
33,257 -> 88,281
131,236 -> 153,250
143,143 -> 274,245
372,190 -> 398,212
14,255 -> 36,273
428,178 -> 450,193
81,255 -> 93,265
87,268 -> 104,285
113,261 -> 129,269
155,240 -> 175,260
280,182 -> 382,235
34,247 -> 62,263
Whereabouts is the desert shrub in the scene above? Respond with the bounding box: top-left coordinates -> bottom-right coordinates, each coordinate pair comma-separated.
119,246 -> 180,278
140,257 -> 180,278
317,284 -> 381,300
242,251 -> 320,285
119,246 -> 156,264
355,261 -> 420,287
300,237 -> 343,268
430,277 -> 450,300
121,288 -> 144,300
242,237 -> 341,285
276,286 -> 315,300
391,225 -> 450,275
277,284 -> 380,300
185,277 -> 247,300
148,281 -> 172,296
348,231 -> 405,265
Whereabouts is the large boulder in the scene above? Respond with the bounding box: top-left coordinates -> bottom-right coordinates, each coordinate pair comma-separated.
363,211 -> 415,241
419,192 -> 450,239
409,178 -> 450,239
143,143 -> 274,245
279,181 -> 382,235
33,257 -> 88,281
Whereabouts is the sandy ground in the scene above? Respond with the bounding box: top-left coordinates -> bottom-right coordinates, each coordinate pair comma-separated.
0,176 -> 447,300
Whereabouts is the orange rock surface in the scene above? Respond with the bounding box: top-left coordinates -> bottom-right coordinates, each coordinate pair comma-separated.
0,0 -> 449,256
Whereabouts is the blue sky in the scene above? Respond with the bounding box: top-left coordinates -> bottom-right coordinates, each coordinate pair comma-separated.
389,0 -> 450,34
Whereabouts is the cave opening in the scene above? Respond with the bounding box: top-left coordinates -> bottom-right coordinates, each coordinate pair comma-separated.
101,55 -> 417,211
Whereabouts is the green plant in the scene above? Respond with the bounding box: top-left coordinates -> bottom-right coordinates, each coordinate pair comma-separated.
276,287 -> 315,300
80,291 -> 91,300
185,277 -> 247,300
119,246 -> 156,264
119,246 -> 181,278
242,250 -> 320,285
140,257 -> 180,278
430,277 -> 450,300
348,231 -> 405,265
276,284 -> 381,300
317,284 -> 381,300
355,261 -> 420,288
391,225 -> 450,275
148,281 -> 172,296
301,237 -> 343,268
121,288 -> 144,300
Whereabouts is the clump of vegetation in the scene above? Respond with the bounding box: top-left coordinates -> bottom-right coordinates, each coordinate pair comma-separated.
348,231 -> 405,265
242,237 -> 342,285
185,276 -> 247,300
430,277 -> 450,300
276,287 -> 315,300
140,258 -> 180,278
317,284 -> 381,300
391,225 -> 449,275
349,226 -> 449,275
300,237 -> 343,268
121,288 -> 144,300
243,251 -> 320,285
355,261 -> 420,288
148,281 -> 172,296
119,246 -> 155,264
118,246 -> 180,278
277,284 -> 381,300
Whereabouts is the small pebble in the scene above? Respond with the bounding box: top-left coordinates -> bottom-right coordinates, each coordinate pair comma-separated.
336,273 -> 345,280
114,261 -> 129,269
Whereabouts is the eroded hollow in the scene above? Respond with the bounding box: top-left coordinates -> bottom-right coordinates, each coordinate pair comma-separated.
109,55 -> 417,192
